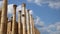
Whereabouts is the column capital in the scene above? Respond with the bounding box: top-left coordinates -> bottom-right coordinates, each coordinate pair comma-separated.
13,4 -> 17,8
22,3 -> 26,7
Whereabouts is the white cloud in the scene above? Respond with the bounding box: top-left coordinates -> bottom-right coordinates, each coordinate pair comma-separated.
27,0 -> 60,9
17,5 -> 21,11
39,22 -> 60,34
8,4 -> 21,14
55,22 -> 60,31
48,2 -> 60,9
35,16 -> 44,27
29,10 -> 33,14
8,4 -> 14,14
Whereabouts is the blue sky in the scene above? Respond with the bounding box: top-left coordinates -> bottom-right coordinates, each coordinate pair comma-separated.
0,0 -> 60,34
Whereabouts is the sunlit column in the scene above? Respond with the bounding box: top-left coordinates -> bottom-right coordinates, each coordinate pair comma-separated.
21,3 -> 26,34
26,10 -> 30,34
18,10 -> 22,34
12,4 -> 17,34
0,0 -> 7,34
30,14 -> 35,34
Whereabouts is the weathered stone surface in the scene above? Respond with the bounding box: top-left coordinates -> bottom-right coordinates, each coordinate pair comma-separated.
7,21 -> 12,34
12,5 -> 17,34
0,0 -> 7,34
30,14 -> 35,34
26,10 -> 30,34
22,3 -> 27,34
18,10 -> 22,34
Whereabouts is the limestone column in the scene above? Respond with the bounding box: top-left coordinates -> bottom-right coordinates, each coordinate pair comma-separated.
26,10 -> 30,34
18,10 -> 22,34
30,14 -> 35,34
0,0 -> 7,34
21,3 -> 26,34
12,5 -> 17,34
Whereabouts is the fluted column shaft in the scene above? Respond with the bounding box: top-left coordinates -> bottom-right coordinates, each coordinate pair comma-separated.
12,5 -> 17,34
0,0 -> 7,34
30,15 -> 35,34
18,11 -> 22,34
26,10 -> 30,34
21,3 -> 26,34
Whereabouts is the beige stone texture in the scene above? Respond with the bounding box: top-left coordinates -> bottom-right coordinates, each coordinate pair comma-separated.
7,21 -> 12,34
12,5 -> 17,34
18,11 -> 22,34
26,10 -> 30,34
30,14 -> 35,34
21,3 -> 27,34
0,0 -> 7,34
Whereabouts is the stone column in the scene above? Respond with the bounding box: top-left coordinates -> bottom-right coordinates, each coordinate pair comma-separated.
21,3 -> 26,34
18,10 -> 22,34
26,10 -> 30,34
12,5 -> 17,34
0,0 -> 7,34
30,14 -> 35,34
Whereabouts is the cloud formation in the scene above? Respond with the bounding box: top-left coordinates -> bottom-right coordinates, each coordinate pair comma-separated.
39,22 -> 60,34
34,16 -> 44,27
27,0 -> 60,9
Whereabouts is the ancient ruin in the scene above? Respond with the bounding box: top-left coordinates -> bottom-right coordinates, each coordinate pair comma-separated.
0,0 -> 40,34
